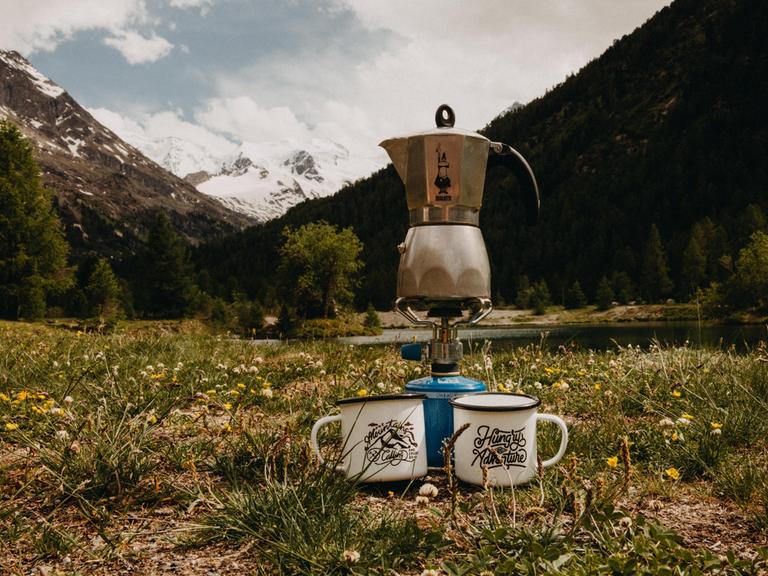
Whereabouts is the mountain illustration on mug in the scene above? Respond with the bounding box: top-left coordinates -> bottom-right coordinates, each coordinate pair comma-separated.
471,425 -> 528,469
364,420 -> 418,466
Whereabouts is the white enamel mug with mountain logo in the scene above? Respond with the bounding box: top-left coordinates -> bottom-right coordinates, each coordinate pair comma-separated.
449,393 -> 568,486
310,393 -> 428,482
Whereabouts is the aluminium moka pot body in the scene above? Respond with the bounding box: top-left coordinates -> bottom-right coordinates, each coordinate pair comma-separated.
380,104 -> 539,305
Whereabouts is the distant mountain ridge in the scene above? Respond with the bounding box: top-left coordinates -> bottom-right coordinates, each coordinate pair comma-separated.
0,50 -> 254,257
194,0 -> 768,308
90,110 -> 381,223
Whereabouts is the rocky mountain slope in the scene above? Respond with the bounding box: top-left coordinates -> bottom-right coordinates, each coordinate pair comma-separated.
0,50 -> 253,257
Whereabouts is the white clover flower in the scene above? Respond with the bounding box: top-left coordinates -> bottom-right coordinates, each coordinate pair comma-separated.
319,369 -> 327,376
659,417 -> 675,428
415,495 -> 430,507
146,365 -> 154,372
559,382 -> 570,391
63,396 -> 74,404
420,570 -> 441,576
419,483 -> 439,498
156,362 -> 165,370
49,407 -> 64,416
376,382 -> 386,390
676,417 -> 691,426
710,428 -> 722,436
261,388 -> 274,399
52,360 -> 59,368
342,549 -> 360,563
55,429 -> 69,441
533,381 -> 543,389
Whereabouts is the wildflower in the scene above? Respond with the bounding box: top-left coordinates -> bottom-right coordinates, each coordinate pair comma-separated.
606,456 -> 619,468
237,382 -> 246,389
356,389 -> 368,397
671,390 -> 682,398
376,382 -> 385,390
676,417 -> 691,427
55,430 -> 69,441
711,428 -> 722,436
261,388 -> 273,399
49,406 -> 64,417
63,396 -> 74,404
261,380 -> 271,388
229,389 -> 240,397
16,390 -> 28,402
4,422 -> 19,431
415,495 -> 430,506
681,413 -> 694,421
665,467 -> 681,481
146,414 -> 158,425
710,422 -> 722,430
0,393 -> 9,402
618,516 -> 633,529
222,423 -> 232,433
533,381 -> 542,389
205,389 -> 217,396
671,432 -> 680,441
342,549 -> 360,564
594,383 -> 602,391
420,570 -> 441,576
659,417 -> 675,428
419,483 -> 439,498
387,490 -> 395,498
223,403 -> 232,410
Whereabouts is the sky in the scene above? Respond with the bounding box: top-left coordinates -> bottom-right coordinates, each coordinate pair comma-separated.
0,0 -> 672,173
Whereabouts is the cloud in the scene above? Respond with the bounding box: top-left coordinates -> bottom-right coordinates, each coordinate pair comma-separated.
103,30 -> 173,64
207,0 -> 670,167
0,0 -> 147,54
195,96 -> 313,143
168,0 -> 215,13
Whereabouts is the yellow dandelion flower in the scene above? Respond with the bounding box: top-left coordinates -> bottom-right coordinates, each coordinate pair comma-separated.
606,456 -> 619,468
671,390 -> 682,398
146,414 -> 158,425
205,389 -> 217,395
710,422 -> 722,430
671,431 -> 680,441
0,393 -> 9,402
223,402 -> 232,410
229,389 -> 240,397
681,413 -> 694,420
222,423 -> 232,433
356,389 -> 368,397
665,467 -> 681,480
16,390 -> 28,402
261,380 -> 271,388
5,422 -> 19,431
594,383 -> 602,391
237,382 -> 246,389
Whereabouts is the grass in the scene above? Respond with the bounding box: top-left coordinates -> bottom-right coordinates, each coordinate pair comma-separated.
0,319 -> 767,574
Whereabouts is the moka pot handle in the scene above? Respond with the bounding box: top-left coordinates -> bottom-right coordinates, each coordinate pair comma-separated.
487,141 -> 540,225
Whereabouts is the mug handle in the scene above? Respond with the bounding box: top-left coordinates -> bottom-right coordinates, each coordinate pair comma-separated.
536,414 -> 569,468
310,414 -> 342,464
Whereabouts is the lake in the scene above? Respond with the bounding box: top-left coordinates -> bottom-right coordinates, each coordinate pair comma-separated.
337,322 -> 767,352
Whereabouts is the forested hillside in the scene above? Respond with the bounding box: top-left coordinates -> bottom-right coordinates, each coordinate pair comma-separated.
195,0 -> 768,309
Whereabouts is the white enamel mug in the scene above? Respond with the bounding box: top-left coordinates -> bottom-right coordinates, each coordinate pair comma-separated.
449,393 -> 568,486
310,393 -> 428,483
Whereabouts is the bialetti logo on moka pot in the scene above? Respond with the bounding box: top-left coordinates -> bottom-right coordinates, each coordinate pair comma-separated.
364,420 -> 418,466
471,425 -> 528,469
434,144 -> 452,201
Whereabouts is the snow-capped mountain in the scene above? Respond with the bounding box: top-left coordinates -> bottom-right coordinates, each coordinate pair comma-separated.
0,50 -> 253,255
195,139 -> 378,222
90,111 -> 381,223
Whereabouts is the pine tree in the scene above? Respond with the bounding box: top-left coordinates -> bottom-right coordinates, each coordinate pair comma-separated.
530,279 -> 551,315
595,276 -> 615,310
641,224 -> 673,302
0,120 -> 71,319
611,271 -> 635,304
514,275 -> 532,309
564,280 -> 587,309
681,227 -> 707,298
85,258 -> 122,318
137,212 -> 197,318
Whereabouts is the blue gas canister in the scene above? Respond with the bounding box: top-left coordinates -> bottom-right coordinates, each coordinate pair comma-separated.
405,373 -> 485,467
